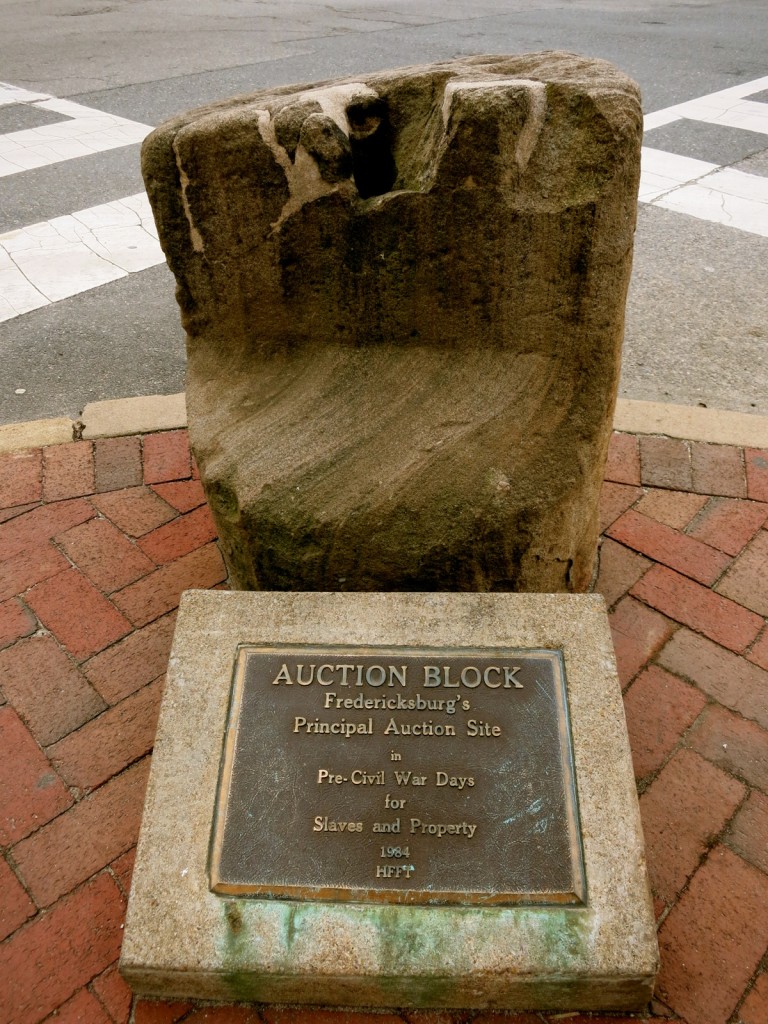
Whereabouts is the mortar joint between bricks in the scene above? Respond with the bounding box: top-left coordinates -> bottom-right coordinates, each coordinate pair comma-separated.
633,691 -> 712,797
745,624 -> 768,658
730,948 -> 768,1024
2,848 -> 39,911
702,783 -> 752,855
683,495 -> 718,536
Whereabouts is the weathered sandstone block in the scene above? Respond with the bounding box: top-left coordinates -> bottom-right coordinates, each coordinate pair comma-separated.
142,53 -> 642,592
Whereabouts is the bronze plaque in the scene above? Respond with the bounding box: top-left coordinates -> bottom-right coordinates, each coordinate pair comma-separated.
210,646 -> 586,906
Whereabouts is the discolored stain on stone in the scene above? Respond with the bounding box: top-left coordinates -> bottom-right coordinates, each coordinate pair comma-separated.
141,54 -> 642,594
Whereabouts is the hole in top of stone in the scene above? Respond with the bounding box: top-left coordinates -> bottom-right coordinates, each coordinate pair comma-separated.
347,97 -> 397,199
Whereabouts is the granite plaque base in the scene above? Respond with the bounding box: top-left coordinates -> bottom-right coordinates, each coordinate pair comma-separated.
120,592 -> 658,1010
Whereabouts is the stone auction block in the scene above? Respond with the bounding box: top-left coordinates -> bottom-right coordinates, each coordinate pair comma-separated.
141,54 -> 642,592
121,591 -> 658,1010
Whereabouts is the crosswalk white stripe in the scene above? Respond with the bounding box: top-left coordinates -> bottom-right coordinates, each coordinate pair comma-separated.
639,75 -> 768,236
0,193 -> 164,322
670,97 -> 768,136
0,83 -> 51,106
643,74 -> 768,132
639,148 -> 724,203
654,178 -> 768,236
0,93 -> 151,177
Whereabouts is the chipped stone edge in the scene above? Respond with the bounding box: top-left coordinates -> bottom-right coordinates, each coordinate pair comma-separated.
1,395 -> 767,454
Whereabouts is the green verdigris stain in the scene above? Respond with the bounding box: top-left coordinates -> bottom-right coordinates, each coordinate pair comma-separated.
371,904 -> 591,1003
217,899 -> 314,1002
221,900 -> 260,1002
285,903 -> 300,948
372,906 -> 457,1003
224,901 -> 243,936
522,906 -> 591,969
215,899 -> 591,1005
375,904 -> 590,976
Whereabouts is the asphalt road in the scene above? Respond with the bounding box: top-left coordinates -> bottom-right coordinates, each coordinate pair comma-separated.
1,0 -> 767,425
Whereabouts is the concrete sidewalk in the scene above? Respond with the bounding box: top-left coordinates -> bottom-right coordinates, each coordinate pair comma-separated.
0,402 -> 767,1024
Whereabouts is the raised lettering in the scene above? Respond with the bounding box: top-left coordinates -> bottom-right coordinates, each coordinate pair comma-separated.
296,663 -> 315,685
271,663 -> 292,684
504,666 -> 524,688
423,665 -> 441,687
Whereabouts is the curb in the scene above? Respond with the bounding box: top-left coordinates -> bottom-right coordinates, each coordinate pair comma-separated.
1,393 -> 767,454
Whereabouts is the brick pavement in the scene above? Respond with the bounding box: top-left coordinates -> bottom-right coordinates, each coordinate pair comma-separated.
1,428 -> 767,1024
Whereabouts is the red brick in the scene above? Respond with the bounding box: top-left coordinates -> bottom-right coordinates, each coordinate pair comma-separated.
748,626 -> 768,671
92,963 -> 133,1024
518,1015 -> 651,1024
0,499 -> 97,600
404,1012 -> 475,1024
608,509 -> 731,585
687,496 -> 768,556
138,503 -> 217,564
43,987 -> 113,1024
262,1013 -> 403,1024
472,1015 -> 549,1024
0,706 -> 72,844
604,432 -> 640,485
110,846 -> 136,898
112,543 -> 226,627
690,442 -> 747,497
634,487 -> 708,529
91,486 -> 177,537
608,595 -> 676,687
598,481 -> 642,533
739,971 -> 768,1024
83,613 -> 176,704
133,1000 -> 192,1024
594,537 -> 650,609
688,704 -> 768,792
185,1009 -> 263,1024
26,569 -> 132,661
43,442 -> 94,501
640,749 -> 744,902
56,517 -> 155,594
0,597 -> 36,650
649,997 -> 675,1018
0,856 -> 35,942
639,435 -> 692,490
658,628 -> 768,730
0,872 -> 125,1024
657,845 -> 768,1024
0,497 -> 94,560
0,540 -> 69,604
745,448 -> 768,502
623,665 -> 707,781
0,636 -> 105,745
13,757 -> 150,908
143,430 -> 191,485
631,564 -> 763,653
151,479 -> 206,513
726,789 -> 768,874
0,449 -> 42,508
47,678 -> 163,791
94,435 -> 142,493
715,529 -> 768,617
0,501 -> 38,524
